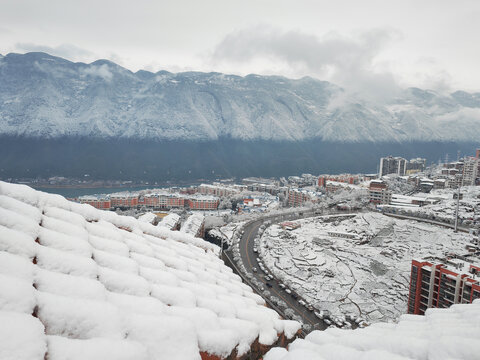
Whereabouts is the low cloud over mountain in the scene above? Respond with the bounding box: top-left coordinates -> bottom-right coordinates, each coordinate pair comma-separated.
1,52 -> 480,143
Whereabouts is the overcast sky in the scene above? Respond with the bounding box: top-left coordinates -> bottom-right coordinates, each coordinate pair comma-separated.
1,0 -> 479,93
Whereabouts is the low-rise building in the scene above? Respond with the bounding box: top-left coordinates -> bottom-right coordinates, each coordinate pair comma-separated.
187,195 -> 219,210
325,180 -> 361,193
197,183 -> 238,197
110,192 -> 139,208
318,174 -> 360,188
78,195 -> 111,209
368,180 -> 392,204
287,188 -> 318,207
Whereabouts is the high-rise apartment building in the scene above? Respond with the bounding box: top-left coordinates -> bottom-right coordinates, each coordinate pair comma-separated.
462,157 -> 479,186
406,158 -> 426,174
408,259 -> 480,315
379,156 -> 407,177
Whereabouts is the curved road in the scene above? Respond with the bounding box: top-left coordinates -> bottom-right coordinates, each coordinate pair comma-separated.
239,217 -> 327,331
230,209 -> 346,331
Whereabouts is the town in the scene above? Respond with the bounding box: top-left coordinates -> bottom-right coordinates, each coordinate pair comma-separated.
26,147 -> 474,329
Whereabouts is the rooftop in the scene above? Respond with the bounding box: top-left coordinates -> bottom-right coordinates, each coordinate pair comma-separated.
0,181 -> 300,360
265,300 -> 480,360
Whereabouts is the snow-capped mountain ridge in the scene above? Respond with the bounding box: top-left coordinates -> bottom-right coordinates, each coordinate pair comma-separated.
1,52 -> 480,142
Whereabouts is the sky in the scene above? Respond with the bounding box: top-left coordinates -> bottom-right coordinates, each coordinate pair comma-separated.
1,0 -> 479,94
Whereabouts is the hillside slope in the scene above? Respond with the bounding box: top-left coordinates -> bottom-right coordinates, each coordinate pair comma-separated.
1,52 -> 480,142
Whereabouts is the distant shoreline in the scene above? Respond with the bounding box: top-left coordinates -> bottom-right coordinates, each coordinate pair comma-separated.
31,184 -> 143,190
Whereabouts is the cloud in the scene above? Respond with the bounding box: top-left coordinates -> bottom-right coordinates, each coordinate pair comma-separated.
211,25 -> 403,104
15,42 -> 94,61
81,64 -> 113,81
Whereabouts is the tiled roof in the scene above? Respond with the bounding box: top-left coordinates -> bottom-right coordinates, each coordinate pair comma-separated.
0,181 -> 300,360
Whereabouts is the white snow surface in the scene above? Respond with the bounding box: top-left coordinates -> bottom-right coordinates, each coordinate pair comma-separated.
181,213 -> 205,237
387,186 -> 480,227
138,212 -> 157,224
259,212 -> 472,323
265,300 -> 480,360
0,181 -> 299,359
158,212 -> 181,230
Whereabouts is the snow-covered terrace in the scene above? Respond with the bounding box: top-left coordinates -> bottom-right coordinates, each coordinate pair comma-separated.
0,181 -> 300,360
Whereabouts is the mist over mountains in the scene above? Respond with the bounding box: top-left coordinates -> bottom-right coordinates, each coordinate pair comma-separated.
0,52 -> 478,180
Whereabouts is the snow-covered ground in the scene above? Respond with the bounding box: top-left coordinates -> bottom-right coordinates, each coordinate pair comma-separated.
259,212 -> 473,323
384,186 -> 480,228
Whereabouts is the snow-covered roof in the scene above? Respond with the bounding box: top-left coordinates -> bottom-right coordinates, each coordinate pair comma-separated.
181,213 -> 205,237
0,181 -> 300,360
325,180 -> 361,189
265,300 -> 480,360
158,213 -> 181,230
137,212 -> 157,224
78,194 -> 110,201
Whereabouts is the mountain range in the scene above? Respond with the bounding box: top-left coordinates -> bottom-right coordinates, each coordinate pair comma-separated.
1,52 -> 480,142
0,52 -> 478,180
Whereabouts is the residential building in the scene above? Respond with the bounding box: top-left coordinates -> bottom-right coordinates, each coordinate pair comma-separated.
463,157 -> 479,186
379,156 -> 407,177
318,174 -> 359,188
368,180 -> 392,204
325,180 -> 360,193
78,195 -> 111,209
287,189 -> 315,207
197,183 -> 238,197
187,195 -> 219,210
406,158 -> 426,175
407,259 -> 480,315
110,193 -> 139,208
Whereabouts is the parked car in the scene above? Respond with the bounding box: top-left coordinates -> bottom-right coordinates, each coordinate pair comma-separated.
266,282 -> 272,288
314,311 -> 324,319
252,267 -> 257,273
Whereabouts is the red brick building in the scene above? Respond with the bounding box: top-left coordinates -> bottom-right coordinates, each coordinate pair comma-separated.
110,193 -> 139,208
408,259 -> 480,315
78,195 -> 112,210
187,196 -> 219,210
368,180 -> 391,204
139,194 -> 159,207
318,175 -> 359,188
